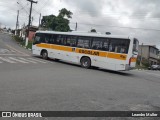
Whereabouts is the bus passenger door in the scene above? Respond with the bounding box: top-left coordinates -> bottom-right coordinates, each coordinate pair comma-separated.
91,38 -> 110,68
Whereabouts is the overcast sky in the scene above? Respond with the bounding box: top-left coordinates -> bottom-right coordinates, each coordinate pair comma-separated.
0,0 -> 160,48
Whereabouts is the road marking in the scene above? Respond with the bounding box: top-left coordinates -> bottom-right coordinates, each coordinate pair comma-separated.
17,57 -> 37,63
0,49 -> 11,53
27,58 -> 47,63
8,57 -> 29,63
5,44 -> 29,56
0,54 -> 27,56
0,57 -> 16,63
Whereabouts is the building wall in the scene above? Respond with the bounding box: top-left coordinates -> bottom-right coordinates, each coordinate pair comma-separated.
138,46 -> 149,59
158,51 -> 160,60
138,45 -> 159,65
28,31 -> 35,41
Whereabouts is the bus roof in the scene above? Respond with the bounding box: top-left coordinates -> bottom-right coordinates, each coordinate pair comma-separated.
36,31 -> 130,39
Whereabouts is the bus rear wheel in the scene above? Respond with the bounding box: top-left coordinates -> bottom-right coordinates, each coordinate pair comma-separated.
41,50 -> 48,60
80,57 -> 91,69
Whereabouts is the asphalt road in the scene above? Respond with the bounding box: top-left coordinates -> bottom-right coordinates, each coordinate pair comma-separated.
0,33 -> 160,120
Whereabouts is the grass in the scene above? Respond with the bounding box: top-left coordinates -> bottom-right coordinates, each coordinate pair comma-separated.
135,65 -> 148,70
26,41 -> 33,49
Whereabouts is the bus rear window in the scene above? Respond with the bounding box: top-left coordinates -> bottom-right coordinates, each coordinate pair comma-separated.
133,39 -> 139,53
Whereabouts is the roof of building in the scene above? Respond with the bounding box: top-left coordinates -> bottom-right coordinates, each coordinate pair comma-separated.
139,45 -> 159,50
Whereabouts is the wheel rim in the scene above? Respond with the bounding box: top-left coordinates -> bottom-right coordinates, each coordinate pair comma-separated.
83,61 -> 88,67
82,58 -> 90,67
42,52 -> 47,58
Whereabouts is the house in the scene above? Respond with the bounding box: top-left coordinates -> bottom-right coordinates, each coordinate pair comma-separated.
19,26 -> 38,41
158,50 -> 160,62
28,26 -> 38,41
138,45 -> 159,65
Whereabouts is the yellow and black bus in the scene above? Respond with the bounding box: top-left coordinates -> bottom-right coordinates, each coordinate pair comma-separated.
32,31 -> 139,71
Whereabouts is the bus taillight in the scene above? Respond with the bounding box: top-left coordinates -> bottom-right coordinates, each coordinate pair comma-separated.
129,57 -> 132,66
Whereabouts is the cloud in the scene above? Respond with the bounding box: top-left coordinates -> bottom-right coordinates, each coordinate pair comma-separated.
0,0 -> 160,48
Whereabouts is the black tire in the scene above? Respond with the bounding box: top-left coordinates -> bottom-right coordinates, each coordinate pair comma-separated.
80,57 -> 91,69
54,58 -> 59,62
41,50 -> 48,60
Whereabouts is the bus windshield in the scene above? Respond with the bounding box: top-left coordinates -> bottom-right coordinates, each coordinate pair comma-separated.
33,33 -> 43,45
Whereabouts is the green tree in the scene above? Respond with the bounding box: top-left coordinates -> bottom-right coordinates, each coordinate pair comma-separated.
41,8 -> 73,32
58,8 -> 73,18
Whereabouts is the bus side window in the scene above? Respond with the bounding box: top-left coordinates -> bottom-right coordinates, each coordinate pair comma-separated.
109,39 -> 130,53
77,37 -> 91,49
92,38 -> 103,50
77,39 -> 83,48
49,35 -> 54,44
70,36 -> 77,47
43,34 -> 51,43
102,39 -> 109,51
66,36 -> 71,46
39,34 -> 45,43
50,34 -> 58,44
56,35 -> 64,45
109,39 -> 118,52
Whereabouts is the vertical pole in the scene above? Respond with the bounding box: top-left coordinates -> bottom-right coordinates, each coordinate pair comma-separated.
26,0 -> 37,46
39,13 -> 41,28
15,10 -> 19,35
140,43 -> 143,66
75,22 -> 77,31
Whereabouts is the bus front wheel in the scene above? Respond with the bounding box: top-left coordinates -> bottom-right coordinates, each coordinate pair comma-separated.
80,57 -> 91,69
41,50 -> 48,60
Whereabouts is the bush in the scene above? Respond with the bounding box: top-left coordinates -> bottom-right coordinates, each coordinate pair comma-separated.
13,35 -> 23,42
13,35 -> 25,46
136,59 -> 140,66
142,59 -> 149,67
26,41 -> 33,49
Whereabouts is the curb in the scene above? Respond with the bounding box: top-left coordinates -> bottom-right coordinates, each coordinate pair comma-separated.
134,69 -> 148,71
18,43 -> 32,51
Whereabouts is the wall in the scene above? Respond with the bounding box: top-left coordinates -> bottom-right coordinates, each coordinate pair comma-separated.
28,31 -> 35,41
138,46 -> 149,59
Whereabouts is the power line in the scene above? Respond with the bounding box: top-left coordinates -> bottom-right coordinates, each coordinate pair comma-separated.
70,22 -> 160,32
17,2 -> 29,15
71,13 -> 160,21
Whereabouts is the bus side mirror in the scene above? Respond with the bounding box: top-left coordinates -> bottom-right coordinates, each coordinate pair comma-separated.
133,51 -> 138,55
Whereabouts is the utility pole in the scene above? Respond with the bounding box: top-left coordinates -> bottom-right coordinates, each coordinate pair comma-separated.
140,43 -> 143,66
15,10 -> 19,35
75,22 -> 77,31
26,0 -> 37,46
39,13 -> 41,28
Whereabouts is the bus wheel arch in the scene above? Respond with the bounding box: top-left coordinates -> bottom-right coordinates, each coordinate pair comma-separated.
80,56 -> 91,69
41,49 -> 48,60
